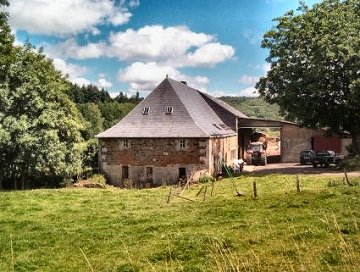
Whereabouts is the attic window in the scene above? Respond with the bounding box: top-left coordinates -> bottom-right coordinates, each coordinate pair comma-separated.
219,123 -> 230,130
213,123 -> 222,130
142,107 -> 150,115
165,106 -> 173,114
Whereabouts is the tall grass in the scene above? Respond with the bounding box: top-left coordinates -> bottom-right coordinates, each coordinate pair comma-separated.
0,174 -> 359,271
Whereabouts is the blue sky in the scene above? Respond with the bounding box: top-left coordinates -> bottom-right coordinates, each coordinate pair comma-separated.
7,0 -> 321,97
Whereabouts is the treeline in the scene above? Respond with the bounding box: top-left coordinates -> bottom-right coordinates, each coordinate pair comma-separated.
219,96 -> 283,120
68,83 -> 141,139
0,1 -> 141,190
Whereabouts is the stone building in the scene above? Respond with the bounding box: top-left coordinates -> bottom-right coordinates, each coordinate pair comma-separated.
96,77 -> 241,187
97,77 -> 351,187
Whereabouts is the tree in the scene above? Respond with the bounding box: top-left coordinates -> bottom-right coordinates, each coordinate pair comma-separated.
0,44 -> 84,189
98,102 -> 135,129
0,0 -> 14,82
77,102 -> 104,140
256,0 -> 360,154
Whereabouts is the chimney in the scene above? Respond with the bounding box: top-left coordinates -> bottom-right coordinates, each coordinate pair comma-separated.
180,81 -> 187,85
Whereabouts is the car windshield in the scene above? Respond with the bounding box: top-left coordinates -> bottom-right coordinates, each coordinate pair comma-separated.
301,151 -> 313,156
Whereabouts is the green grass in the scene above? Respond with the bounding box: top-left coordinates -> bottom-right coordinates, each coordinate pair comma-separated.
1,174 -> 360,271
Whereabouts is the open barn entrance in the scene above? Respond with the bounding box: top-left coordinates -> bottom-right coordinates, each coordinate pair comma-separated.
238,118 -> 283,164
239,127 -> 281,164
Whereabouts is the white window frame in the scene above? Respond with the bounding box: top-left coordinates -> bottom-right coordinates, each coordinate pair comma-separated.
165,106 -> 173,114
142,107 -> 150,115
122,139 -> 129,148
179,139 -> 186,149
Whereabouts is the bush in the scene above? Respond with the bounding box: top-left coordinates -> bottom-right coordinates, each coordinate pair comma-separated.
198,174 -> 215,184
338,156 -> 360,171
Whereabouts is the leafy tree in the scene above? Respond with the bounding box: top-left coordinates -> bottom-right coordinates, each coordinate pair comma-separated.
77,102 -> 104,140
0,0 -> 13,82
0,44 -> 84,189
98,102 -> 135,129
256,0 -> 360,154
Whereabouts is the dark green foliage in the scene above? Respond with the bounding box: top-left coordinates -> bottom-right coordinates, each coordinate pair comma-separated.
0,45 -> 84,189
68,84 -> 111,104
98,102 -> 135,129
220,96 -> 283,119
257,0 -> 360,154
77,103 -> 104,140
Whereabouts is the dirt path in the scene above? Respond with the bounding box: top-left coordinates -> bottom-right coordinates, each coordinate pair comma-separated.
243,163 -> 360,176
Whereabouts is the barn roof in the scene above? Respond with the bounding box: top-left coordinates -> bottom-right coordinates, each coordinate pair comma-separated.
199,92 -> 248,119
96,77 -> 237,138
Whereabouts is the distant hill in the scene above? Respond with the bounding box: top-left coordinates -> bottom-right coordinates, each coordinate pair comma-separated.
219,96 -> 283,120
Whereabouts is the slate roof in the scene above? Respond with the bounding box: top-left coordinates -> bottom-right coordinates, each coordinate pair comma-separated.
199,92 -> 248,118
96,77 -> 237,138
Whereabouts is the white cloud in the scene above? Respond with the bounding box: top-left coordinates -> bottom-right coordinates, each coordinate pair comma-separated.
238,86 -> 259,97
186,42 -> 235,67
52,57 -> 92,86
108,25 -> 213,63
47,25 -> 235,68
239,75 -> 259,85
97,77 -> 113,89
263,63 -> 271,73
117,62 -> 209,92
52,58 -> 87,78
128,0 -> 140,8
8,0 -> 134,36
47,38 -> 106,59
71,77 -> 92,86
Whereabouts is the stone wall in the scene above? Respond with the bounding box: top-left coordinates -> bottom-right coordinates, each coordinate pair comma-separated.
281,124 -> 321,162
208,135 -> 238,175
99,136 -> 238,187
99,138 -> 208,187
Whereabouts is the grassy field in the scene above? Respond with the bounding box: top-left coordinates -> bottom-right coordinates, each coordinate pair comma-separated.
1,174 -> 360,272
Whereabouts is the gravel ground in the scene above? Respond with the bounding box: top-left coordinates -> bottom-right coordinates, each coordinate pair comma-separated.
243,162 -> 360,176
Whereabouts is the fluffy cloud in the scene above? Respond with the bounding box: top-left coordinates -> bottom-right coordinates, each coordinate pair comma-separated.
97,77 -> 113,88
52,57 -> 91,86
46,25 -> 235,67
118,62 -> 209,92
8,0 -> 133,36
238,86 -> 259,97
47,38 -> 106,59
108,25 -> 212,62
186,43 -> 235,67
108,25 -> 235,67
239,75 -> 259,85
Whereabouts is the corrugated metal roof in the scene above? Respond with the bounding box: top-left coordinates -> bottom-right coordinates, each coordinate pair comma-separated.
96,77 -> 237,138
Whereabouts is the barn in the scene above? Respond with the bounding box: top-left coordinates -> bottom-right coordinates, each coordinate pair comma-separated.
97,77 -> 350,187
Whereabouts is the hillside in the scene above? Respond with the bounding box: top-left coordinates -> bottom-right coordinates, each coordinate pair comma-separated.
219,96 -> 283,120
1,175 -> 359,271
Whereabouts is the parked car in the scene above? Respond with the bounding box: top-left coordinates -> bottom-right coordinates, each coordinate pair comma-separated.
299,150 -> 316,165
310,150 -> 342,168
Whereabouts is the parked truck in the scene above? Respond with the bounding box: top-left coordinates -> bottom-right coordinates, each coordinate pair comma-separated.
311,150 -> 342,168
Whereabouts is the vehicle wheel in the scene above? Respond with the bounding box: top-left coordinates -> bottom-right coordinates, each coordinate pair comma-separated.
312,163 -> 317,168
300,160 -> 305,165
324,162 -> 330,167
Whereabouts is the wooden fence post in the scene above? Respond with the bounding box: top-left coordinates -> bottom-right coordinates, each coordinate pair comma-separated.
253,181 -> 257,198
296,175 -> 300,193
344,169 -> 351,186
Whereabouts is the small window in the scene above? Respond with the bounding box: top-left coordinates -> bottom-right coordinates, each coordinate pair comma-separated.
123,139 -> 129,148
179,139 -> 186,149
165,106 -> 173,114
142,107 -> 150,115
